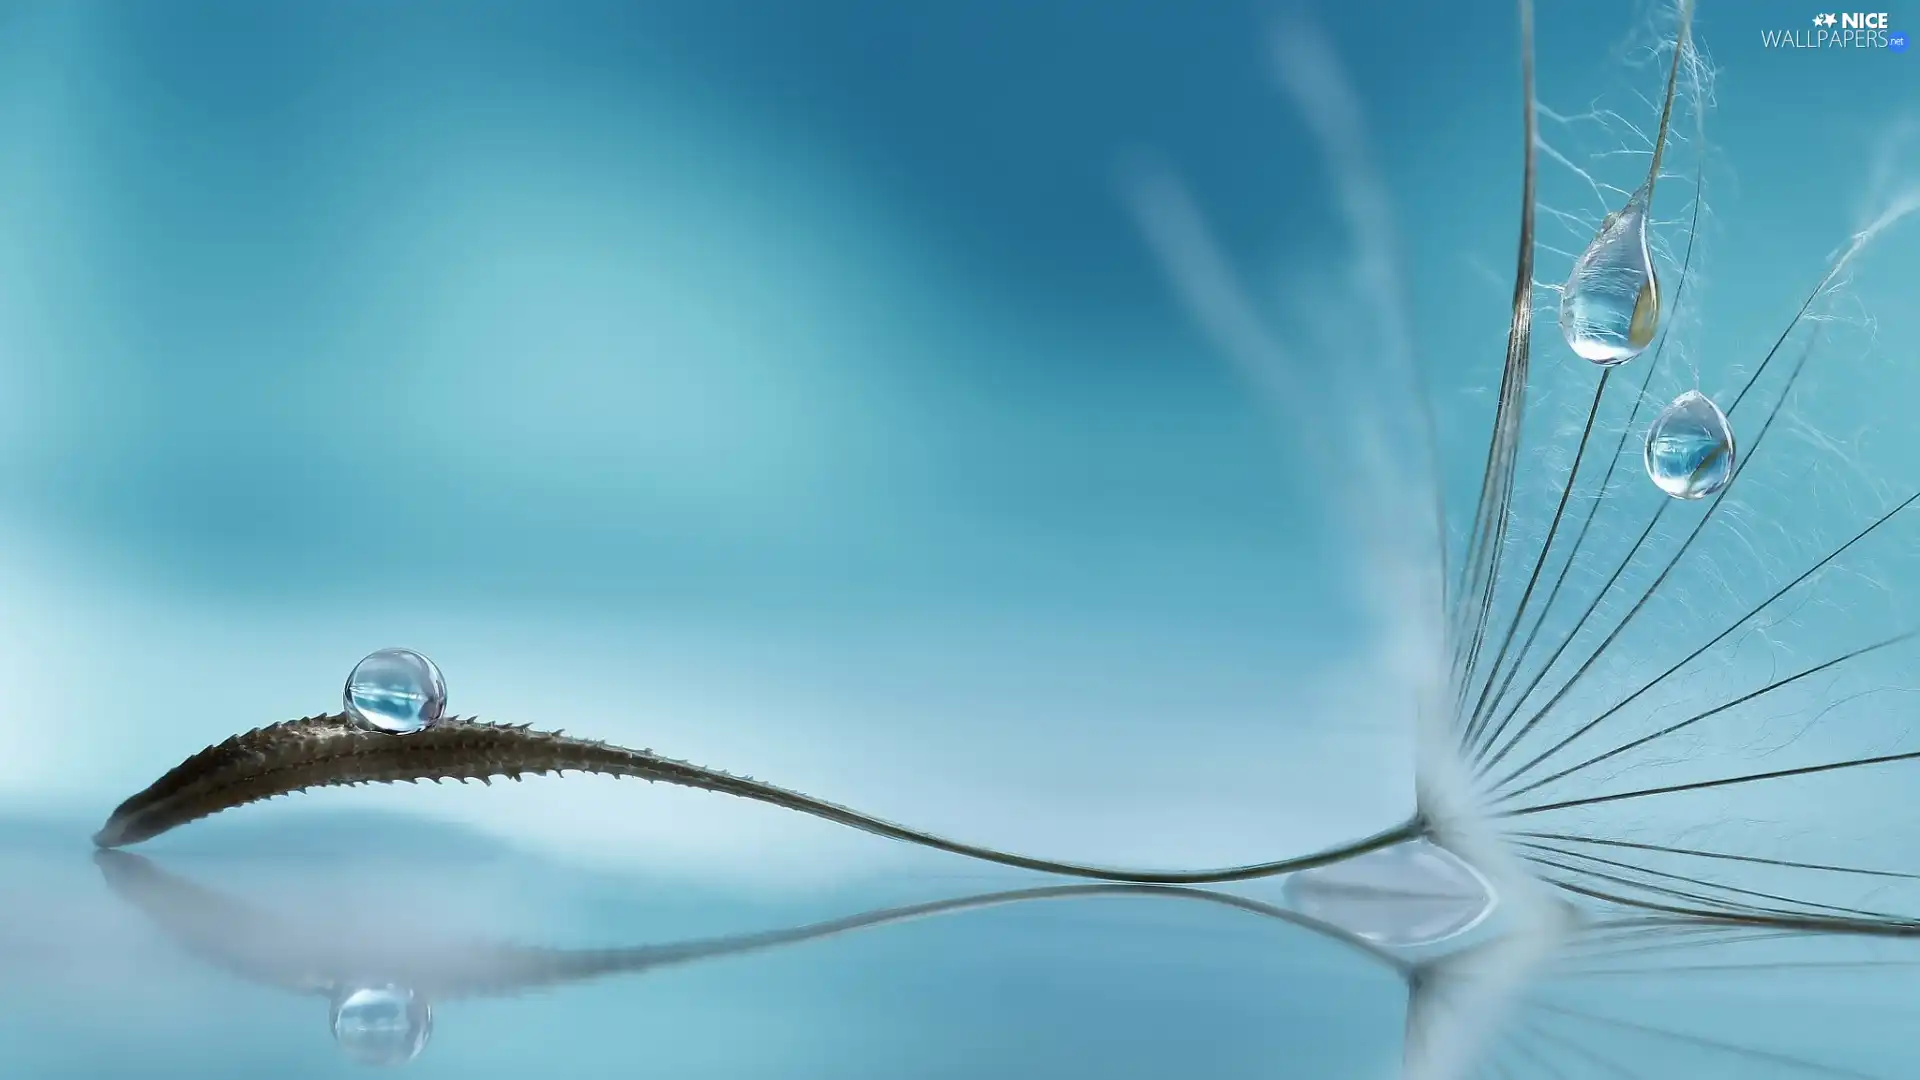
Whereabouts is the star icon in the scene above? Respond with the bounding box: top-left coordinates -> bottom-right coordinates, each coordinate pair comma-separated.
1825,13 -> 1840,25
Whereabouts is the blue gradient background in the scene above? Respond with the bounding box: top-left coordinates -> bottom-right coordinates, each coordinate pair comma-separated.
1,0 -> 1918,1076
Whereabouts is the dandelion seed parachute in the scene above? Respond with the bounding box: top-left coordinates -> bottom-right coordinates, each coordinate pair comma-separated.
92,0 -> 1920,938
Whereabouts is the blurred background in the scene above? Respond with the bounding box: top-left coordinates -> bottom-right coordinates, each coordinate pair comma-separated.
2,0 -> 1919,1074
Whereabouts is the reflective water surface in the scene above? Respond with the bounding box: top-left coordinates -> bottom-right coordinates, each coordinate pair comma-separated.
5,813 -> 1918,1079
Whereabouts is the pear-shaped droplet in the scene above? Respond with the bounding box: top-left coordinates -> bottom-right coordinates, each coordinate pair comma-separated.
1559,196 -> 1662,366
344,648 -> 447,734
1281,840 -> 1496,948
330,984 -> 433,1066
1644,389 -> 1735,500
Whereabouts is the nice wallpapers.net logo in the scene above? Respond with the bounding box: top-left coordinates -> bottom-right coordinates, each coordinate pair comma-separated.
1763,11 -> 1909,49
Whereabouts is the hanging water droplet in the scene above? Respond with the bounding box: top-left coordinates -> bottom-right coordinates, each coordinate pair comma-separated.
1644,389 -> 1736,500
1282,840 -> 1496,948
1559,195 -> 1662,366
344,648 -> 447,734
330,984 -> 433,1066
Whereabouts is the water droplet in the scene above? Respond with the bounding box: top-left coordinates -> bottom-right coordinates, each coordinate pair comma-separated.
1282,840 -> 1496,948
1559,196 -> 1662,366
344,648 -> 447,734
1644,389 -> 1736,500
330,984 -> 433,1066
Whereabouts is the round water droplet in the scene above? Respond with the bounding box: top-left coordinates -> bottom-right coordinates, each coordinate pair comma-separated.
1559,197 -> 1662,366
330,984 -> 433,1066
1282,840 -> 1496,948
344,648 -> 447,734
1644,390 -> 1736,500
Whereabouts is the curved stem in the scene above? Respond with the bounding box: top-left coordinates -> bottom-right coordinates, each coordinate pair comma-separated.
94,714 -> 1428,885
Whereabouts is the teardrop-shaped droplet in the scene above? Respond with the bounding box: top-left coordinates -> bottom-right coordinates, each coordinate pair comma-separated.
1644,389 -> 1735,500
330,984 -> 433,1066
344,648 -> 447,734
1281,840 -> 1496,948
1559,196 -> 1662,366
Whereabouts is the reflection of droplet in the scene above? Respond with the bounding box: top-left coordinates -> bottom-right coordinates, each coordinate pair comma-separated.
344,649 -> 448,734
1644,389 -> 1736,500
1282,840 -> 1496,947
330,985 -> 433,1066
1559,195 -> 1662,366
